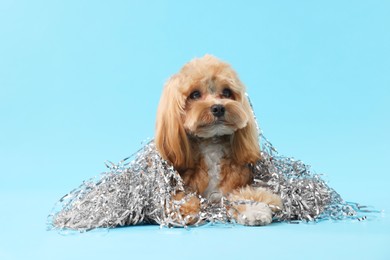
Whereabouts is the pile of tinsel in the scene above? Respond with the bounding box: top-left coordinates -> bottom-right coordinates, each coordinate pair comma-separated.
48,134 -> 368,231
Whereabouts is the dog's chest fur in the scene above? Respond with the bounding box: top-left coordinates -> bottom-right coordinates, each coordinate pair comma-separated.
199,141 -> 228,200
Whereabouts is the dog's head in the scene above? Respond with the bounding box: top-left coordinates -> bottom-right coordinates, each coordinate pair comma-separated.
155,55 -> 260,169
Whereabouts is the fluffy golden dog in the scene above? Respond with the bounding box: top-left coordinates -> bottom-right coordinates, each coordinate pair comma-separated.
155,55 -> 282,226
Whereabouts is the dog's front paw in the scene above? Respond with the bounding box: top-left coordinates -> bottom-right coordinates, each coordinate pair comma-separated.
235,202 -> 273,226
170,192 -> 201,226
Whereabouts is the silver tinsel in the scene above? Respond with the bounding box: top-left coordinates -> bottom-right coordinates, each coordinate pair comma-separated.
47,95 -> 374,231
48,134 -> 369,231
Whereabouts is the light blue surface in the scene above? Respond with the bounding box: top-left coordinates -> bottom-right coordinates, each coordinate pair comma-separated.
1,1 -> 389,259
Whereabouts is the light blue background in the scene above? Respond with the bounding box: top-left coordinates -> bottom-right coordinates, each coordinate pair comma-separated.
1,1 -> 389,259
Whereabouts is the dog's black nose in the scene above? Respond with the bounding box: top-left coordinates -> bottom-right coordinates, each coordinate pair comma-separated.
211,104 -> 225,117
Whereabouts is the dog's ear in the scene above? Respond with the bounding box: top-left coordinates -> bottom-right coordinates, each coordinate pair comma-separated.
155,75 -> 193,170
231,92 -> 261,164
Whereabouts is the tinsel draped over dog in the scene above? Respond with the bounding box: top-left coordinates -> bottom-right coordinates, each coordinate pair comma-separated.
48,138 -> 365,231
48,98 -> 366,231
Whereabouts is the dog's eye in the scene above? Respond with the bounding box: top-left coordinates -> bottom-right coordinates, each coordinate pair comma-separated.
222,88 -> 233,98
189,91 -> 201,100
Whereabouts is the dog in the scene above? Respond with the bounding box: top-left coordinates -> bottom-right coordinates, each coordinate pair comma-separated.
155,55 -> 283,226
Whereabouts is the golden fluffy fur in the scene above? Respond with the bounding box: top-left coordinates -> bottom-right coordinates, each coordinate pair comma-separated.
155,55 -> 282,226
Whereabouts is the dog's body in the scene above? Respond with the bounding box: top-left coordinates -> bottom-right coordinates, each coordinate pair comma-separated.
180,136 -> 253,201
155,55 -> 282,226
